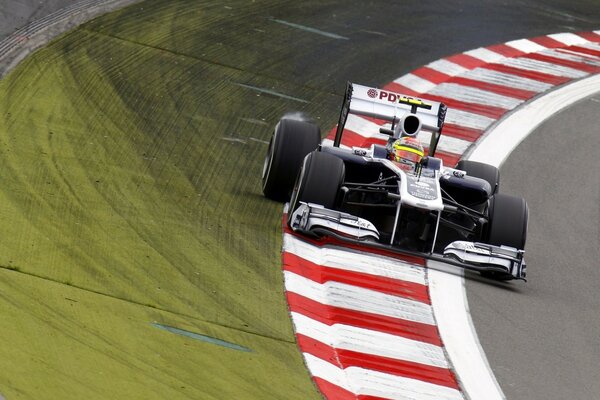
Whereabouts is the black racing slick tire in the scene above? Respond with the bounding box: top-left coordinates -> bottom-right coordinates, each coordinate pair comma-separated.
481,193 -> 528,280
288,151 -> 345,222
456,160 -> 500,195
262,118 -> 321,202
487,193 -> 528,249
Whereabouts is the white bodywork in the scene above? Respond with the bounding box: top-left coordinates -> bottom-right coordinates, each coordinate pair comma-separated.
350,83 -> 444,134
289,203 -> 380,241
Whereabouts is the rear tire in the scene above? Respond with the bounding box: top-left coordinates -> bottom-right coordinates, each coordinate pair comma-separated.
456,160 -> 500,195
288,151 -> 345,223
262,118 -> 321,201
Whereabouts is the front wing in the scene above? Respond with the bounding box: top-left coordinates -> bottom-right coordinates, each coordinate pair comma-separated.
289,203 -> 526,281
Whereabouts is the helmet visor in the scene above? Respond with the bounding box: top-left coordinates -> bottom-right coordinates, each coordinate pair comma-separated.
394,145 -> 424,163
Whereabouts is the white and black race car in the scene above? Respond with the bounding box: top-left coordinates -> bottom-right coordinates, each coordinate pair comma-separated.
262,82 -> 528,281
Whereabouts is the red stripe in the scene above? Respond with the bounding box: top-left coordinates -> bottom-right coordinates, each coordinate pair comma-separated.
297,334 -> 460,390
521,52 -> 599,73
447,76 -> 536,100
442,123 -> 483,142
485,43 -> 525,58
286,292 -> 442,345
283,251 -> 430,303
528,35 -> 565,49
481,63 -> 570,85
337,129 -> 388,147
576,32 -> 600,43
411,66 -> 451,84
563,45 -> 600,58
383,81 -> 422,96
445,53 -> 487,69
434,151 -> 461,168
418,93 -> 508,119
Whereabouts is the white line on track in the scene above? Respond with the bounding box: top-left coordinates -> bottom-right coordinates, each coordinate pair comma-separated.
234,82 -> 310,103
271,19 -> 349,40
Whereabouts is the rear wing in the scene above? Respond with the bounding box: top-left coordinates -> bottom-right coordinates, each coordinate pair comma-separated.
334,82 -> 447,156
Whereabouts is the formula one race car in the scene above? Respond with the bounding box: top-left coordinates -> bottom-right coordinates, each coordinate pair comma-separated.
262,82 -> 528,280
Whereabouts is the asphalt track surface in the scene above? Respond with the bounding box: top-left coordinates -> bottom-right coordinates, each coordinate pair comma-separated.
0,1 -> 599,399
0,0 -> 79,38
466,94 -> 600,399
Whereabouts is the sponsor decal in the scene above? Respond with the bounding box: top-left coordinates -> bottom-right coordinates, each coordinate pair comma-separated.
379,90 -> 402,103
367,88 -> 378,98
377,90 -> 432,108
407,176 -> 437,200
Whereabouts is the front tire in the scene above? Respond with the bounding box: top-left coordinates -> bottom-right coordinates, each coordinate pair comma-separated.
262,118 -> 321,201
486,193 -> 528,249
288,151 -> 345,224
479,193 -> 528,281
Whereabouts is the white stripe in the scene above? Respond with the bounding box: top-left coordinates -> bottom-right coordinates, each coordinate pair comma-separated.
418,129 -> 472,154
427,59 -> 469,76
541,48 -> 600,65
344,114 -> 389,139
428,265 -> 504,400
284,271 -> 436,325
465,67 -> 553,92
304,353 -> 353,391
594,30 -> 600,35
556,47 -> 600,62
504,38 -> 546,53
304,354 -> 465,400
283,234 -> 427,285
321,138 -> 350,149
548,32 -> 590,46
428,83 -> 523,109
292,312 -> 449,368
581,42 -> 600,52
499,57 -> 588,78
444,108 -> 495,131
394,73 -> 437,93
463,47 -> 505,63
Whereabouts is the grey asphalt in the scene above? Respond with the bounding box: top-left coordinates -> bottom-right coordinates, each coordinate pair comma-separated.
466,95 -> 600,399
1,0 -> 599,399
0,0 -> 79,38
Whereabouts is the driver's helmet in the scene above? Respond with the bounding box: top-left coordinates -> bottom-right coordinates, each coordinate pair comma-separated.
389,137 -> 425,168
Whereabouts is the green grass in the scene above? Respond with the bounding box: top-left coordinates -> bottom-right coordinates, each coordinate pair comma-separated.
0,0 -> 344,398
